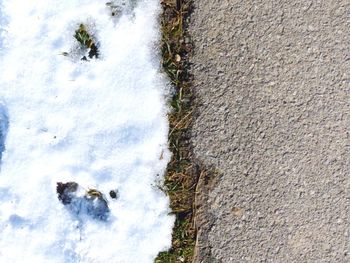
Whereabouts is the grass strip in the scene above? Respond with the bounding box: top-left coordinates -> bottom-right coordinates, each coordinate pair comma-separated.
155,0 -> 198,262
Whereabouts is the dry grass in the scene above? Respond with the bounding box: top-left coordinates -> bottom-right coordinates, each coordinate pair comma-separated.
155,0 -> 198,262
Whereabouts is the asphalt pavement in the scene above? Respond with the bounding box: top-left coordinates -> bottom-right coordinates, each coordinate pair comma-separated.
190,1 -> 350,262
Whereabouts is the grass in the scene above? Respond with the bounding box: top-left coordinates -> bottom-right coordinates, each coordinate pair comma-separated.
155,0 -> 198,262
74,24 -> 99,60
74,24 -> 92,48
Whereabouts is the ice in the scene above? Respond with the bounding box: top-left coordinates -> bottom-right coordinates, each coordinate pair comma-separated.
0,0 -> 173,262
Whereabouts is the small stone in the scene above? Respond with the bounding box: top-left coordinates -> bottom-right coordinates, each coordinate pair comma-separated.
175,54 -> 181,62
110,190 -> 118,199
232,206 -> 244,217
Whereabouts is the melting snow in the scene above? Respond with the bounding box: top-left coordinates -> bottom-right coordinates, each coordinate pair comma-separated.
0,0 -> 173,262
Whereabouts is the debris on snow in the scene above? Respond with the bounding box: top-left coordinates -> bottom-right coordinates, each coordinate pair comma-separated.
109,189 -> 119,199
57,182 -> 110,221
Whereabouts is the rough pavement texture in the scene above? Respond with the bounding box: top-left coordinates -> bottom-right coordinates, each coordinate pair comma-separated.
190,1 -> 350,262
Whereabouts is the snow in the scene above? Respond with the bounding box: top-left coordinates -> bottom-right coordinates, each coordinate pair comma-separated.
0,0 -> 174,262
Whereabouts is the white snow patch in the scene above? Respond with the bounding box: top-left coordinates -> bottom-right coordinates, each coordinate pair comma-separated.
0,0 -> 174,262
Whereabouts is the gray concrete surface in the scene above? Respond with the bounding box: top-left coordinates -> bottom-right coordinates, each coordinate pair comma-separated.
190,1 -> 350,262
